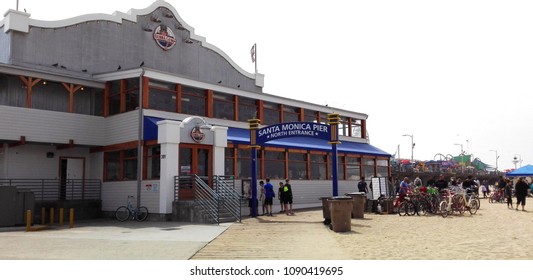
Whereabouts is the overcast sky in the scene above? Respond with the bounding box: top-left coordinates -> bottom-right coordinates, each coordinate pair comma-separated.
2,0 -> 532,171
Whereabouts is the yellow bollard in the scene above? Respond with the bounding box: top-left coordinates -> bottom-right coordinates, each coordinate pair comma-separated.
50,208 -> 54,225
26,210 -> 31,232
41,207 -> 45,225
69,208 -> 74,228
59,208 -> 64,226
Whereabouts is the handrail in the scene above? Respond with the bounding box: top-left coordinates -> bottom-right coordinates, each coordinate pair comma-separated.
213,175 -> 241,222
192,175 -> 220,224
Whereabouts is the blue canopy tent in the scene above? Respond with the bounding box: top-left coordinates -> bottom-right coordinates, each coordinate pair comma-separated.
506,164 -> 533,177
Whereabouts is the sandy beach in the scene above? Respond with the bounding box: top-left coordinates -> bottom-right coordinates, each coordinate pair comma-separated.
192,197 -> 533,260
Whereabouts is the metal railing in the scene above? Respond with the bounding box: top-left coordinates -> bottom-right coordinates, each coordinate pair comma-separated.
174,175 -> 241,224
0,179 -> 101,201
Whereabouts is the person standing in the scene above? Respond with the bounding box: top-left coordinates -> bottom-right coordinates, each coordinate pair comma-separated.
278,182 -> 285,213
259,180 -> 266,216
504,178 -> 514,209
435,175 -> 448,191
358,177 -> 368,193
263,178 -> 275,216
515,177 -> 529,211
282,179 -> 294,215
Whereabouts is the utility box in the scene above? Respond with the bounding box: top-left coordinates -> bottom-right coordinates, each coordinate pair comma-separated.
0,186 -> 35,227
0,186 -> 17,227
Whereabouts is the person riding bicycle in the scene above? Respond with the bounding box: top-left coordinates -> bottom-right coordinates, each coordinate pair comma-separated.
398,177 -> 410,203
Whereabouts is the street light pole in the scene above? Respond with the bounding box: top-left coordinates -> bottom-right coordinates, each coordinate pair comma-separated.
489,149 -> 499,172
402,134 -> 414,162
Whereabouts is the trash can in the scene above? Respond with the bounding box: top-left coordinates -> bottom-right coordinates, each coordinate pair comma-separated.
327,196 -> 353,232
345,192 -> 365,219
319,197 -> 332,225
382,198 -> 395,214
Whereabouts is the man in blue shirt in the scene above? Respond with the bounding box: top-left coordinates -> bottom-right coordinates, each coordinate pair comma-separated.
263,178 -> 275,216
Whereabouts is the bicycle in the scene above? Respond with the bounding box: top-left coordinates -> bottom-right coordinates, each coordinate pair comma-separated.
115,195 -> 149,221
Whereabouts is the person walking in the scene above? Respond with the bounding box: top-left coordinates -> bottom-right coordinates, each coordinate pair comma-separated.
282,179 -> 294,215
263,178 -> 275,216
515,177 -> 529,211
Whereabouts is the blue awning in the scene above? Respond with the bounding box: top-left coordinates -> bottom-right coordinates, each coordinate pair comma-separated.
144,118 -> 390,157
228,127 -> 391,157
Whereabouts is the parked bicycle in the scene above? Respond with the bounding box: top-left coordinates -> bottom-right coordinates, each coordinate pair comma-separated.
115,195 -> 149,221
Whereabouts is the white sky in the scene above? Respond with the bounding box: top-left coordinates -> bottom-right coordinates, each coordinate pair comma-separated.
2,0 -> 532,171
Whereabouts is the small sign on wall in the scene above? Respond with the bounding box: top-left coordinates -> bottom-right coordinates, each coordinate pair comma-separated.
145,183 -> 159,192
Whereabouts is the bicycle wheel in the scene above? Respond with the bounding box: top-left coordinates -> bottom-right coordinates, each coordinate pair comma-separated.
134,206 -> 149,221
406,201 -> 417,216
115,206 -> 130,222
439,201 -> 448,218
454,196 -> 466,215
398,201 -> 408,216
417,199 -> 428,216
469,200 -> 479,215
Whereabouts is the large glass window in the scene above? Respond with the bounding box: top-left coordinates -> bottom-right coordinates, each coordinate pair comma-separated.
181,86 -> 206,116
288,151 -> 307,180
124,78 -> 139,112
145,145 -> 161,179
213,92 -> 235,120
225,147 -> 235,177
283,105 -> 299,123
237,96 -> 257,122
32,81 -> 69,112
351,118 -> 362,138
236,147 -> 261,179
264,150 -> 285,179
363,158 -> 375,179
338,117 -> 350,137
108,80 -> 121,116
149,80 -> 176,112
262,102 -> 280,125
346,155 -> 361,180
104,149 -> 137,181
310,153 -> 327,180
376,159 -> 389,177
304,109 -> 318,123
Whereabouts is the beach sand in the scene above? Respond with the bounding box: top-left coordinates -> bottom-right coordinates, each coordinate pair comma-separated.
192,197 -> 533,260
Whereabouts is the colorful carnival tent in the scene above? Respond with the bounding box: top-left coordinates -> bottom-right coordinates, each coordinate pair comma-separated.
506,164 -> 533,177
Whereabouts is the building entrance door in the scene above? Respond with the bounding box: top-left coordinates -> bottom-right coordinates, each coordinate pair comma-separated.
59,157 -> 85,200
178,144 -> 212,200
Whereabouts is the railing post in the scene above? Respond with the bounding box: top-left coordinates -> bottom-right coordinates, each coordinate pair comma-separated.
59,208 -> 64,226
69,208 -> 74,228
26,210 -> 31,232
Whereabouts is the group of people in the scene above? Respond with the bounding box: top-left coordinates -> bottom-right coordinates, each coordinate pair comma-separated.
253,178 -> 295,216
496,175 -> 530,211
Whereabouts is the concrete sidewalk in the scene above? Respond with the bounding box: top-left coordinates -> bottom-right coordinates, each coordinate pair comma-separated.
0,219 -> 231,260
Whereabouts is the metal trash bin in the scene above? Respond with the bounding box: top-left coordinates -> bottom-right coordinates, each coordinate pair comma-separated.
327,196 -> 353,232
319,197 -> 332,225
345,192 -> 365,219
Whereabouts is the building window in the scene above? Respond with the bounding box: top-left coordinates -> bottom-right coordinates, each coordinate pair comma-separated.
238,96 -> 257,122
262,102 -> 280,125
145,145 -> 161,179
351,118 -> 362,138
213,92 -> 235,120
346,155 -> 361,180
236,147 -> 261,179
225,147 -> 235,177
104,149 -> 137,181
310,153 -> 327,180
304,109 -> 318,123
124,78 -> 139,112
288,151 -> 307,180
376,159 -> 389,177
181,85 -> 206,116
283,105 -> 299,123
149,80 -> 176,112
338,117 -> 350,137
363,158 -> 375,179
337,154 -> 345,180
32,81 -> 69,112
108,80 -> 121,116
264,149 -> 285,179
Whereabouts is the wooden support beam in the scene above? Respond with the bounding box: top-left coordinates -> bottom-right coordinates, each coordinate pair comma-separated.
9,136 -> 26,147
56,139 -> 75,150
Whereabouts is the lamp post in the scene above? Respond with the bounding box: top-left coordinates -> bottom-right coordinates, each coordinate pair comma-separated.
513,154 -> 522,169
402,134 -> 414,162
489,149 -> 499,172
